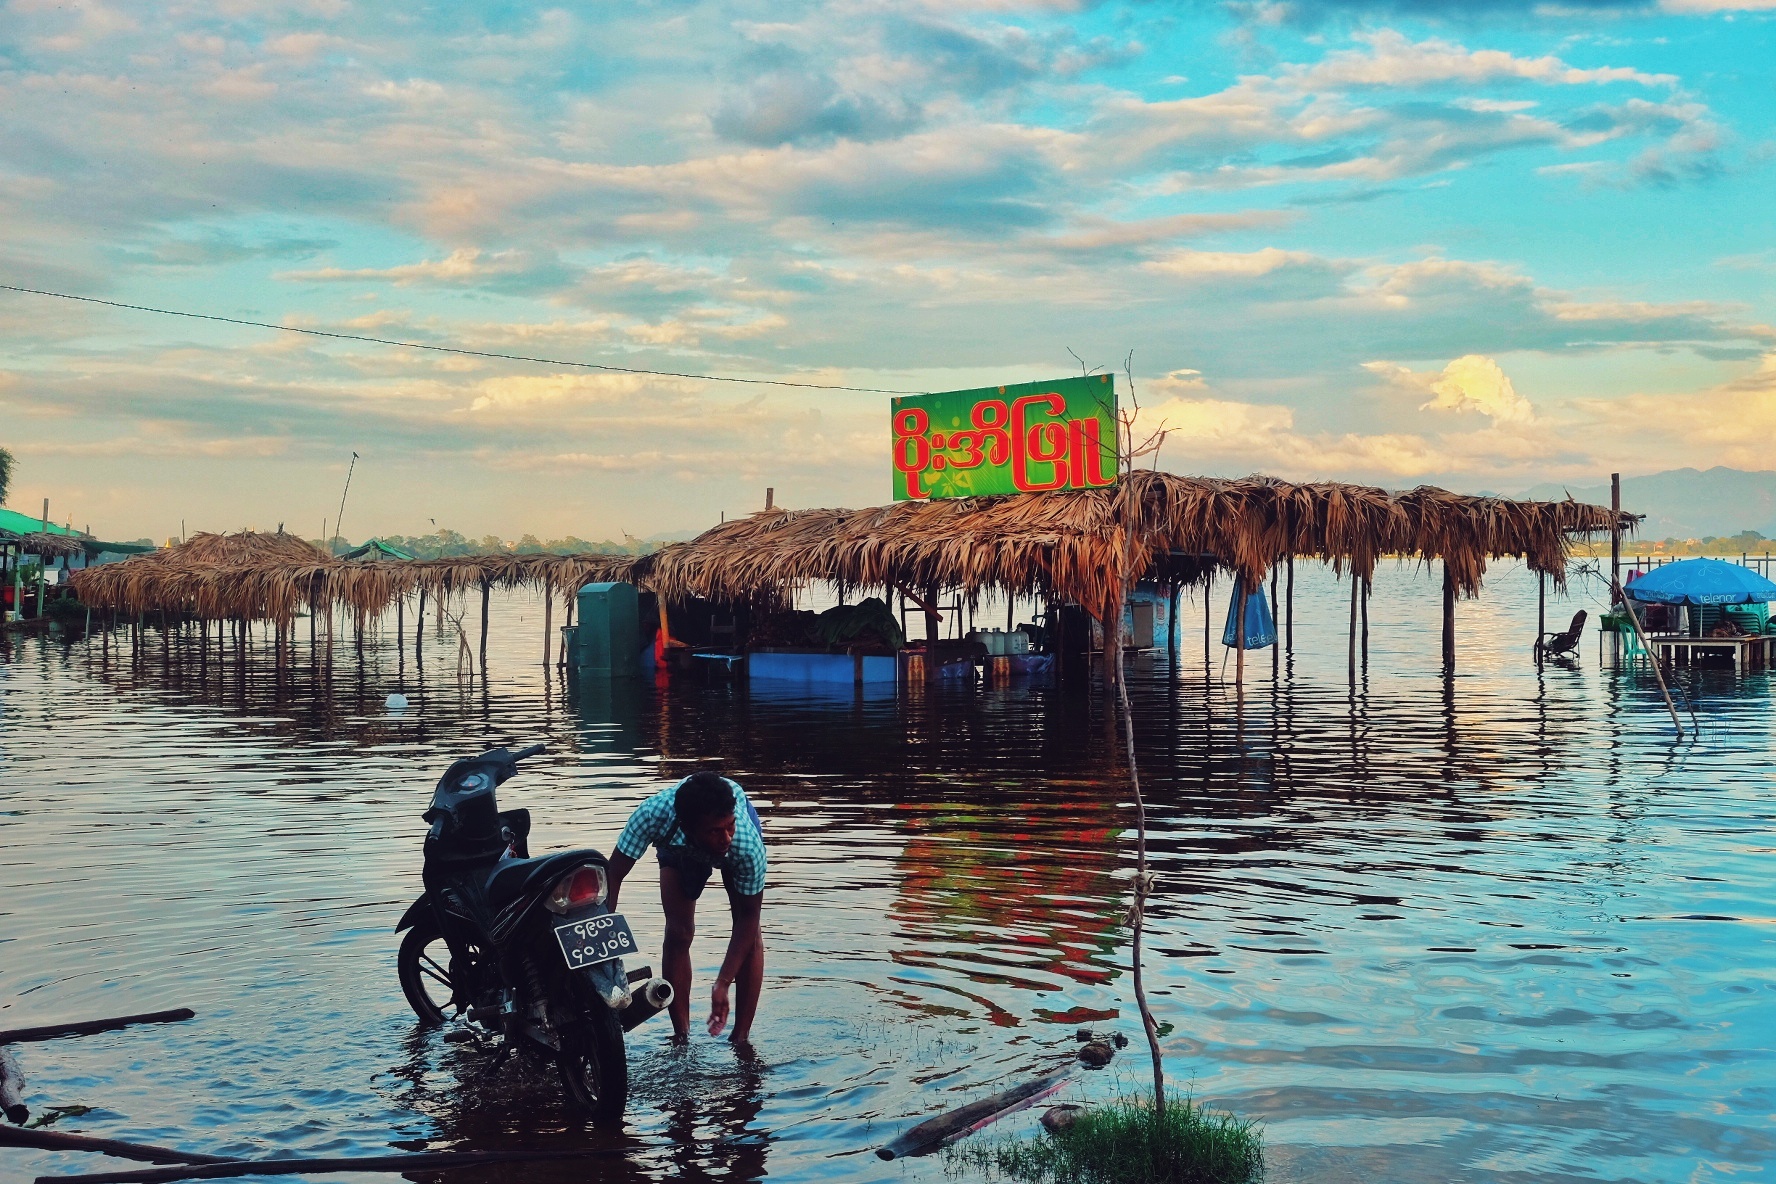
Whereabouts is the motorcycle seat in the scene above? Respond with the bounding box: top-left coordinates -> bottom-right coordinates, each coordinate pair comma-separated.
479,848 -> 609,915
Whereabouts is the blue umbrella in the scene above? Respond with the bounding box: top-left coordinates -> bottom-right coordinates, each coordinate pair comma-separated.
1623,557 -> 1776,606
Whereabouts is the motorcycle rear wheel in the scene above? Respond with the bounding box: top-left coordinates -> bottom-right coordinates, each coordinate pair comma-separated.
558,1001 -> 628,1124
397,913 -> 458,1025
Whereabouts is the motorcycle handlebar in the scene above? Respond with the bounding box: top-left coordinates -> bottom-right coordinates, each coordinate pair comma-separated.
511,743 -> 547,761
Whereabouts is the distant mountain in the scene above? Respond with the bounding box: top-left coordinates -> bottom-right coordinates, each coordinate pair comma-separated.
1516,467 -> 1776,541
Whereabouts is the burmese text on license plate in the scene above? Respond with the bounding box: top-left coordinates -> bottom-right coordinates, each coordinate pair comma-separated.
554,913 -> 635,969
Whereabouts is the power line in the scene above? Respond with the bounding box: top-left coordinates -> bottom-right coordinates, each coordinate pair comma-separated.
0,282 -> 922,395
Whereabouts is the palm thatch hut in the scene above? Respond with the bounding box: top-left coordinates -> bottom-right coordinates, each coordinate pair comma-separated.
69,529 -> 644,666
645,471 -> 1629,678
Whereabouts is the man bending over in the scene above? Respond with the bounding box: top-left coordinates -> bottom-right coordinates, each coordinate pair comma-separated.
605,772 -> 766,1044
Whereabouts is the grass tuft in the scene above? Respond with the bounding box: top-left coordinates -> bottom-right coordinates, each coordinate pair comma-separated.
952,1097 -> 1263,1184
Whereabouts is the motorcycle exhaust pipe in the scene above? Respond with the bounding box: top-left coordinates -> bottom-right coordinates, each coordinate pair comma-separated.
618,977 -> 674,1032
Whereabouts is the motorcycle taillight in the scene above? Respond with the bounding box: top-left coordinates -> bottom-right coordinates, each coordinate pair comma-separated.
545,865 -> 607,914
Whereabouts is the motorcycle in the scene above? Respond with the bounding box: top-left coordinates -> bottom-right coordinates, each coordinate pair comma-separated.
394,744 -> 673,1122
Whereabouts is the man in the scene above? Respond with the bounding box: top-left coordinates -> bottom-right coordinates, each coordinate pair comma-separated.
605,771 -> 766,1044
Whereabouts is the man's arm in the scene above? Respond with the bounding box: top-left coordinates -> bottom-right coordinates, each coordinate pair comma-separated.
605,851 -> 637,912
707,890 -> 763,1039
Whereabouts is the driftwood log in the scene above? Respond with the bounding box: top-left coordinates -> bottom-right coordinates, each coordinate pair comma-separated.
0,1010 -> 196,1045
876,1073 -> 1069,1160
1,1046 -> 27,1125
33,1146 -> 626,1184
0,1126 -> 231,1166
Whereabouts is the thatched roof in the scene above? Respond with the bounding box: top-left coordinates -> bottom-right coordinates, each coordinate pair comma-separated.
70,531 -> 642,622
1,530 -> 87,560
69,473 -> 1630,625
645,470 -> 1629,617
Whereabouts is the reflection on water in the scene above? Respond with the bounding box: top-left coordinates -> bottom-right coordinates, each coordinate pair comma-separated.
3,559 -> 1774,1183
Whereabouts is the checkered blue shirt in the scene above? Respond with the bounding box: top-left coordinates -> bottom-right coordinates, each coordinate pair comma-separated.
615,778 -> 767,896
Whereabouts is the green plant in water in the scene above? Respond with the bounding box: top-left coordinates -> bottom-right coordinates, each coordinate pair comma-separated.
953,1097 -> 1264,1184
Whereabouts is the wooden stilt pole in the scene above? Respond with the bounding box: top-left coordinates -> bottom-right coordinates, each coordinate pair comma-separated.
1270,566 -> 1279,681
479,578 -> 491,673
1234,582 -> 1247,690
1285,554 -> 1294,654
1348,572 -> 1358,684
1102,595 -> 1122,695
1167,582 -> 1180,679
1203,570 -> 1212,672
1360,574 -> 1370,668
1442,561 -> 1456,674
543,586 -> 553,667
925,583 -> 941,684
1536,570 -> 1546,667
415,588 -> 426,656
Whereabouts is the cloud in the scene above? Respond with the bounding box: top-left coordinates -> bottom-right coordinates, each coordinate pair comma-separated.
1143,246 -> 1326,278
1286,31 -> 1676,90
712,74 -> 921,146
1365,354 -> 1536,423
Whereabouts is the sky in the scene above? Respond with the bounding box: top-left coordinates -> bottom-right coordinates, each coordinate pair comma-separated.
0,0 -> 1772,543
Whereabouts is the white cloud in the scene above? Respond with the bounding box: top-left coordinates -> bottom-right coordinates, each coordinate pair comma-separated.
1142,247 -> 1321,279
1365,355 -> 1536,424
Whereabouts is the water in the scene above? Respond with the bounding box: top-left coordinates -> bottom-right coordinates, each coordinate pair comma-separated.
3,560 -> 1773,1183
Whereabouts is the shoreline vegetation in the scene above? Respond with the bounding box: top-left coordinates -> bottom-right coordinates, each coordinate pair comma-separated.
952,1097 -> 1265,1184
1569,530 -> 1771,559
313,529 -> 671,559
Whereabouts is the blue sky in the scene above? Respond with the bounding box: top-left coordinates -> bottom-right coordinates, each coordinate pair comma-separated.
1,0 -> 1771,541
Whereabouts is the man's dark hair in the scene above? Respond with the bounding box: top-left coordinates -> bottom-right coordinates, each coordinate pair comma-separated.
676,772 -> 735,830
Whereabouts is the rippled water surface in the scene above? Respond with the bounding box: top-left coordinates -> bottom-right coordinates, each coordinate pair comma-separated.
3,560 -> 1774,1183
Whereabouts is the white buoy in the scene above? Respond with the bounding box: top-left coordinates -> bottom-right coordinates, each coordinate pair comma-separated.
386,692 -> 409,712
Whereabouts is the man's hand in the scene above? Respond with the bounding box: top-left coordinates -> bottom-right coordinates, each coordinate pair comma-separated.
708,979 -> 732,1036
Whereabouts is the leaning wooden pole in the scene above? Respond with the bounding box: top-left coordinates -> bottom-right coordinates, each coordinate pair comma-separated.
1111,579 -> 1165,1120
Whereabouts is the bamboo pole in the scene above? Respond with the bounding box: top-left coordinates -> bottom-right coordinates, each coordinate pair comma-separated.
0,1125 -> 230,1167
33,1147 -> 626,1184
543,586 -> 552,667
0,1008 -> 195,1044
414,588 -> 425,656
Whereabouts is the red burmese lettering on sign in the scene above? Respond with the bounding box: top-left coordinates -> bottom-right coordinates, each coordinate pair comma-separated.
970,400 -> 1013,465
1070,417 -> 1111,487
1011,393 -> 1068,492
893,407 -> 932,499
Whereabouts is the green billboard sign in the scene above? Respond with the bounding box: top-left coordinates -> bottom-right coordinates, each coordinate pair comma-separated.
891,375 -> 1118,501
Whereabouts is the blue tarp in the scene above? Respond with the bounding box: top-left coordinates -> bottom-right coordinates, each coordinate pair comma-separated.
1623,558 -> 1776,606
1221,586 -> 1277,649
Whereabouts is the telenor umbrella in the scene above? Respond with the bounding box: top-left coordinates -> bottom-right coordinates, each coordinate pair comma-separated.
1623,557 -> 1776,606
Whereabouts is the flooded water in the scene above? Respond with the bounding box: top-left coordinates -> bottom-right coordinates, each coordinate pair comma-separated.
3,559 -> 1773,1183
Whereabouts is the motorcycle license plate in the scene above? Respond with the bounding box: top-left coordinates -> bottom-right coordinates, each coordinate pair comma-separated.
553,912 -> 636,969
